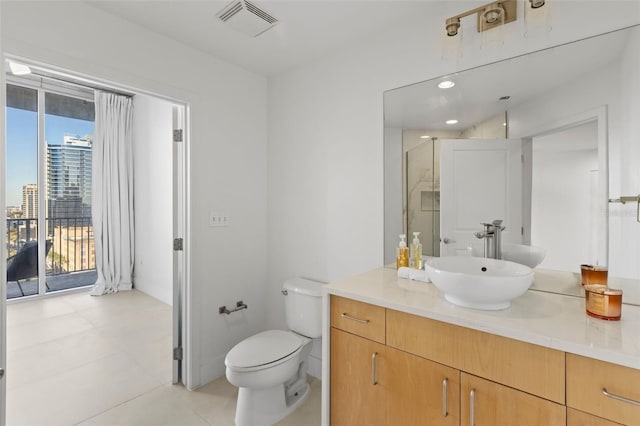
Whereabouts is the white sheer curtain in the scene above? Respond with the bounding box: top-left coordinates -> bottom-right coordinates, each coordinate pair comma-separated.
90,91 -> 134,296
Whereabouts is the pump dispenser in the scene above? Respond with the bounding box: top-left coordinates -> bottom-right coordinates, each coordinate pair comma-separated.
411,232 -> 423,269
397,234 -> 409,268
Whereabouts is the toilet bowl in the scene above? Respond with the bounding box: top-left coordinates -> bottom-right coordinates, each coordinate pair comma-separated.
225,277 -> 324,426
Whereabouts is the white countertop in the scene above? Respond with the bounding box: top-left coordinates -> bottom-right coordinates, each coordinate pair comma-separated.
324,267 -> 640,370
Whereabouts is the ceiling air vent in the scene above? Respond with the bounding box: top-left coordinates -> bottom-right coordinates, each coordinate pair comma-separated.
216,0 -> 279,37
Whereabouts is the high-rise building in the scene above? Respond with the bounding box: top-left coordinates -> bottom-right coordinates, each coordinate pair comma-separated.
47,135 -> 92,219
22,184 -> 38,219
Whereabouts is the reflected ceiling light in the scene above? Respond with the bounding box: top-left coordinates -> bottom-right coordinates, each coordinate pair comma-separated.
446,119 -> 458,125
420,135 -> 431,139
438,81 -> 455,89
444,0 -> 524,37
8,61 -> 31,75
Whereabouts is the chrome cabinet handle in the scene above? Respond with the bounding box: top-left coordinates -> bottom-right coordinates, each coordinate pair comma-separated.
341,313 -> 370,324
371,352 -> 378,386
442,378 -> 448,417
442,238 -> 456,244
470,388 -> 475,426
602,388 -> 640,407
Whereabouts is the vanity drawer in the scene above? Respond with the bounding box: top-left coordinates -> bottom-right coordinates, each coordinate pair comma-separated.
567,408 -> 623,426
330,296 -> 385,344
387,309 -> 565,404
566,353 -> 640,425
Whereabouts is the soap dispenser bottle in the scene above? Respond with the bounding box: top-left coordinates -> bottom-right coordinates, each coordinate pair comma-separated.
397,234 -> 409,268
411,232 -> 422,269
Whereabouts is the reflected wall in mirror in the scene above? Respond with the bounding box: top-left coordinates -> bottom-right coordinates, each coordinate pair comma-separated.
384,25 -> 640,292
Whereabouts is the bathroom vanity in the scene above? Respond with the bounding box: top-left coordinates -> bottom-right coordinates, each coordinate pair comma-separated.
321,267 -> 640,426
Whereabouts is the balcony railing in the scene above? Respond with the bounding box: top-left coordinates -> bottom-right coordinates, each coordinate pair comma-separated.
6,216 -> 96,276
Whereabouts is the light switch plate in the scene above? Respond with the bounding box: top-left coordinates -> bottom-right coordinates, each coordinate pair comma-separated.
209,212 -> 229,227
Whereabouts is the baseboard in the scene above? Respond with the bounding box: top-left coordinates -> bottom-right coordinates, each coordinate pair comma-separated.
199,353 -> 227,387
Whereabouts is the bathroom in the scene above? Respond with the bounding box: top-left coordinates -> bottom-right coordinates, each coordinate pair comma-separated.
1,1 -> 640,424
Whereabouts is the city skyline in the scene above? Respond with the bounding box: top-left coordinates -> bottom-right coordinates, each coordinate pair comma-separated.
6,106 -> 94,206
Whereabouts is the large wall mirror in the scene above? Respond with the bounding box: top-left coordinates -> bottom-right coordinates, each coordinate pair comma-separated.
384,25 -> 640,302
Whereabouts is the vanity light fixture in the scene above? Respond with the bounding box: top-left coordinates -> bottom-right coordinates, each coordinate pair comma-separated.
420,135 -> 431,139
438,80 -> 455,89
446,119 -> 458,125
444,0 -> 545,37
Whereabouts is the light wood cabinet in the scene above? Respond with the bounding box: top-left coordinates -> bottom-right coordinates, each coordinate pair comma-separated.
386,308 -> 565,404
330,296 -> 386,344
329,295 -> 638,425
330,328 -> 385,426
329,328 -> 460,426
385,347 -> 460,426
567,408 -> 624,426
330,296 -> 459,426
566,353 -> 640,425
460,373 -> 566,426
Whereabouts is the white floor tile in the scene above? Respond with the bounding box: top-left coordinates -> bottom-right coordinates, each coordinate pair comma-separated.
6,290 -> 322,425
6,328 -> 118,390
7,352 -> 162,426
7,312 -> 94,351
78,385 -> 209,426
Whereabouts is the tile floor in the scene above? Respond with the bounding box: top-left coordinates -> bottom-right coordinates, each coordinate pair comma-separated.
6,289 -> 321,425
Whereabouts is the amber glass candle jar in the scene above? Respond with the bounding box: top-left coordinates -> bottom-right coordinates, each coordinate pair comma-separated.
584,284 -> 622,320
580,264 -> 608,286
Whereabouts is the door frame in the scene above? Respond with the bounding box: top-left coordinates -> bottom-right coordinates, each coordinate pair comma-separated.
0,56 -> 194,422
518,106 -> 608,266
1,7 -> 7,421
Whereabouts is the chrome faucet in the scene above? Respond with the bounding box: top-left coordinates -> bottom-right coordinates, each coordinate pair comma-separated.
474,220 -> 505,259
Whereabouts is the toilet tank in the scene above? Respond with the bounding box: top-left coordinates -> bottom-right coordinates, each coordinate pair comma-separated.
283,277 -> 325,338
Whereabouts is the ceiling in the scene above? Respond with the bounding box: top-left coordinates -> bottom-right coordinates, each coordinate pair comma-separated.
85,0 -> 456,76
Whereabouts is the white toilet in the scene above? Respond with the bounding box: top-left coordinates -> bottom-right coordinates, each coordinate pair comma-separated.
225,277 -> 325,426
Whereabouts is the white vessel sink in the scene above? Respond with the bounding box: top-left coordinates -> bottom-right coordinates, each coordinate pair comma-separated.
501,244 -> 546,269
425,256 -> 534,310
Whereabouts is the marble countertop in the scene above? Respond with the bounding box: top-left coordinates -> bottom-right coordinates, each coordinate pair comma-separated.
324,267 -> 640,370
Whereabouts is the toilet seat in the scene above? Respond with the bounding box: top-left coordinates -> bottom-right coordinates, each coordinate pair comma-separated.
225,330 -> 303,372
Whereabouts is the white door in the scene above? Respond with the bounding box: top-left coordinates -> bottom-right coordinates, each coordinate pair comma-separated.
440,139 -> 523,256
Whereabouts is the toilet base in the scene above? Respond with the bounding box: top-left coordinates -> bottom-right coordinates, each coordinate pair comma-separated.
235,381 -> 310,426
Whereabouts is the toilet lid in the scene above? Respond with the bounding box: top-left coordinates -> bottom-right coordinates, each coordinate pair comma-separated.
225,330 -> 303,369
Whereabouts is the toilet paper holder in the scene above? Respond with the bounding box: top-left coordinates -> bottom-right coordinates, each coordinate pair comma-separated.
219,300 -> 248,315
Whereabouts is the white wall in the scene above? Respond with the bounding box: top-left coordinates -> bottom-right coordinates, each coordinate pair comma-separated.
266,1 -> 640,330
132,94 -> 174,306
1,1 -> 268,389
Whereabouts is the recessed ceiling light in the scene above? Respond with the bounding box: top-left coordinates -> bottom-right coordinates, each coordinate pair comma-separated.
446,119 -> 458,125
8,61 -> 31,76
503,122 -> 507,126
438,81 -> 455,89
420,135 -> 430,139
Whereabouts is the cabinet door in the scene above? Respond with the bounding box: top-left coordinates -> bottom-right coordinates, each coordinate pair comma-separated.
330,328 -> 386,426
386,347 -> 460,426
461,373 -> 566,426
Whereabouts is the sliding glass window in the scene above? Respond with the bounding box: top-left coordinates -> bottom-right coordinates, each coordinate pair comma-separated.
5,80 -> 96,299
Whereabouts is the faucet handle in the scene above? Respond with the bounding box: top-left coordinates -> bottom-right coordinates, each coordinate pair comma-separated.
492,219 -> 503,226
